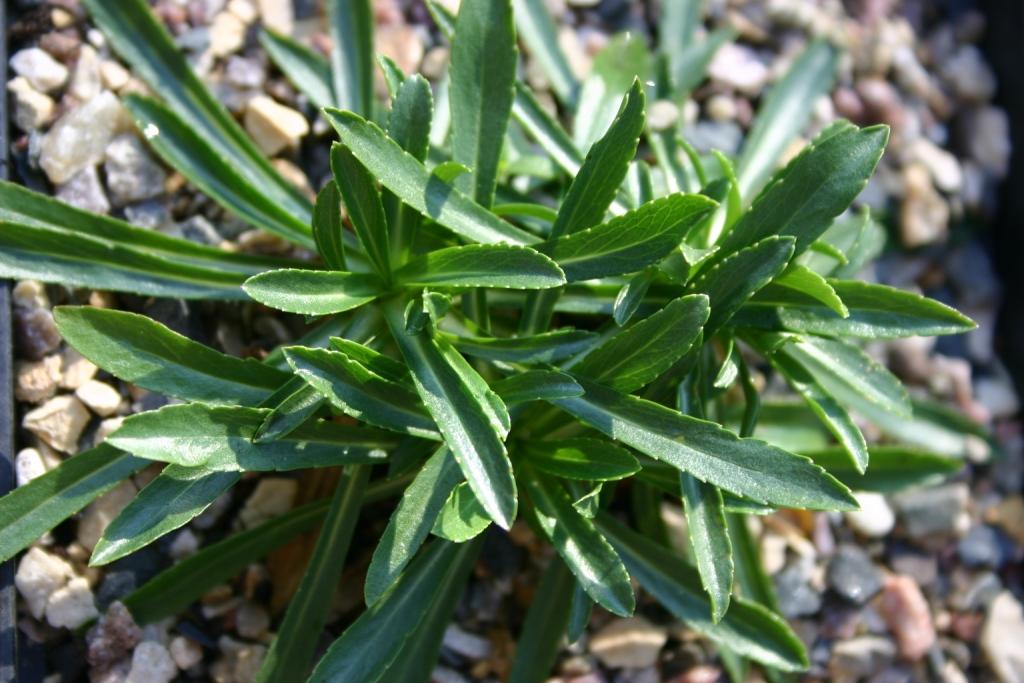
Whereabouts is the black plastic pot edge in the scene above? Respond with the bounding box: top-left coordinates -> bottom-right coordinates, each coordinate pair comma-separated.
0,1 -> 16,680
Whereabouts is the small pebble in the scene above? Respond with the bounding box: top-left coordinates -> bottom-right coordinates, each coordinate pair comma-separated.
981,592 -> 1024,683
235,601 -> 270,639
590,617 -> 667,669
15,307 -> 62,360
442,624 -> 492,660
879,574 -> 936,661
125,641 -> 178,683
209,11 -> 247,57
827,545 -> 883,604
15,547 -> 75,619
169,636 -> 203,670
104,133 -> 168,206
23,394 -> 92,454
15,355 -> 62,403
243,95 -> 309,156
46,576 -> 99,629
76,380 -> 123,417
238,478 -> 298,528
40,90 -> 132,184
56,165 -> 111,215
893,483 -> 970,540
7,76 -> 56,131
9,47 -> 69,93
60,348 -> 99,390
15,447 -> 49,486
86,602 -> 143,668
958,525 -> 1008,569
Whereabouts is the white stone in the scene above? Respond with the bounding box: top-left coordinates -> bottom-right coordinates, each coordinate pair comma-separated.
56,165 -> 111,215
169,636 -> 203,671
981,591 -> 1024,683
10,47 -> 69,93
15,355 -> 62,403
210,11 -> 247,57
7,76 -> 56,131
941,45 -> 996,103
16,447 -> 49,487
235,602 -> 270,639
239,477 -> 298,528
94,416 -> 126,447
590,617 -> 668,669
15,547 -> 74,619
100,60 -> 130,91
126,641 -> 178,683
78,479 -> 138,551
845,491 -> 895,538
442,624 -> 491,660
228,0 -> 258,24
647,99 -> 680,132
243,95 -> 309,156
257,0 -> 293,34
12,280 -> 49,309
708,43 -> 769,94
69,45 -> 102,102
705,94 -> 737,122
60,348 -> 98,390
76,380 -> 122,417
907,138 -> 963,194
46,576 -> 99,628
23,394 -> 92,454
168,529 -> 200,560
104,133 -> 168,206
40,91 -> 132,184
376,24 -> 425,76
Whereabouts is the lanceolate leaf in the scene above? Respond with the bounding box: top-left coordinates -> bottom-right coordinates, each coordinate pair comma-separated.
737,279 -> 977,338
445,328 -> 597,363
0,445 -> 147,564
385,75 -> 434,260
385,302 -> 518,529
366,447 -> 463,605
325,109 -> 537,246
432,482 -> 492,542
551,80 -> 645,238
243,269 -> 382,315
690,236 -> 795,335
597,514 -> 809,672
553,377 -> 857,511
573,34 -> 649,152
285,347 -> 438,439
492,370 -> 584,405
312,182 -> 346,271
91,466 -> 240,566
260,28 -> 335,110
395,244 -> 566,289
540,194 -> 716,282
331,144 -> 392,279
522,466 -> 635,616
309,539 -> 480,683
574,294 -> 709,393
770,265 -> 848,317
736,39 -> 839,198
508,559 -> 574,683
512,83 -> 585,177
54,306 -> 289,405
679,473 -> 733,622
107,404 -> 395,471
328,338 -> 411,383
512,0 -> 577,106
449,0 -> 517,207
256,466 -> 369,682
521,438 -> 640,481
723,122 -> 888,258
806,446 -> 962,493
327,0 -> 374,116
253,381 -> 326,443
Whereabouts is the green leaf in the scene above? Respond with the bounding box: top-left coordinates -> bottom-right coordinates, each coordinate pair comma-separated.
432,482 -> 492,542
0,445 -> 147,564
540,194 -> 716,282
366,447 -> 463,604
736,39 -> 839,198
90,466 -> 240,566
243,269 -> 381,315
574,294 -> 709,393
737,280 -> 977,338
521,438 -> 640,481
328,338 -> 411,383
309,539 -> 479,683
806,446 -> 962,493
492,370 -> 584,405
121,472 -> 411,623
764,348 -> 870,473
574,34 -> 649,152
553,377 -> 857,511
107,403 -> 394,471
83,0 -> 312,222
724,122 -> 888,257
445,328 -> 597,363
395,244 -> 565,289
778,335 -> 912,417
253,381 -> 326,443
613,268 -> 657,326
325,109 -> 538,246
552,80 -> 645,238
449,0 -> 517,207
512,0 -> 577,106
680,474 -> 733,622
0,221 -> 250,300
512,83 -> 585,176
385,302 -> 517,529
567,581 -> 594,643
123,95 -> 314,247
522,466 -> 635,616
385,74 -> 434,260
256,466 -> 369,682
312,182 -> 346,270
690,235 -> 795,335
769,265 -> 848,316
285,346 -> 438,439
597,513 -> 809,671
331,144 -> 392,279
508,559 -> 574,683
378,54 -> 406,97
260,28 -> 334,110
670,28 -> 735,96
327,0 -> 374,116
54,306 -> 288,405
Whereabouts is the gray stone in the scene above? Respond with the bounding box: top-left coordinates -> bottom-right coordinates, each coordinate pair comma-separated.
959,525 -> 1008,569
982,592 -> 1024,683
774,562 -> 822,618
123,200 -> 172,231
950,570 -> 1002,612
15,306 -> 61,359
86,602 -> 143,669
827,545 -> 883,604
125,641 -> 177,683
442,624 -> 491,660
225,55 -> 266,89
708,43 -> 769,94
104,134 -> 167,206
829,636 -> 896,683
892,483 -> 969,540
683,121 -> 744,156
169,636 -> 203,671
40,91 -> 132,184
941,46 -> 997,103
56,165 -> 111,214
177,215 -> 223,245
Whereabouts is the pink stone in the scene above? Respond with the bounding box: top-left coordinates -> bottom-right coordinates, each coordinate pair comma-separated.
879,575 -> 936,661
